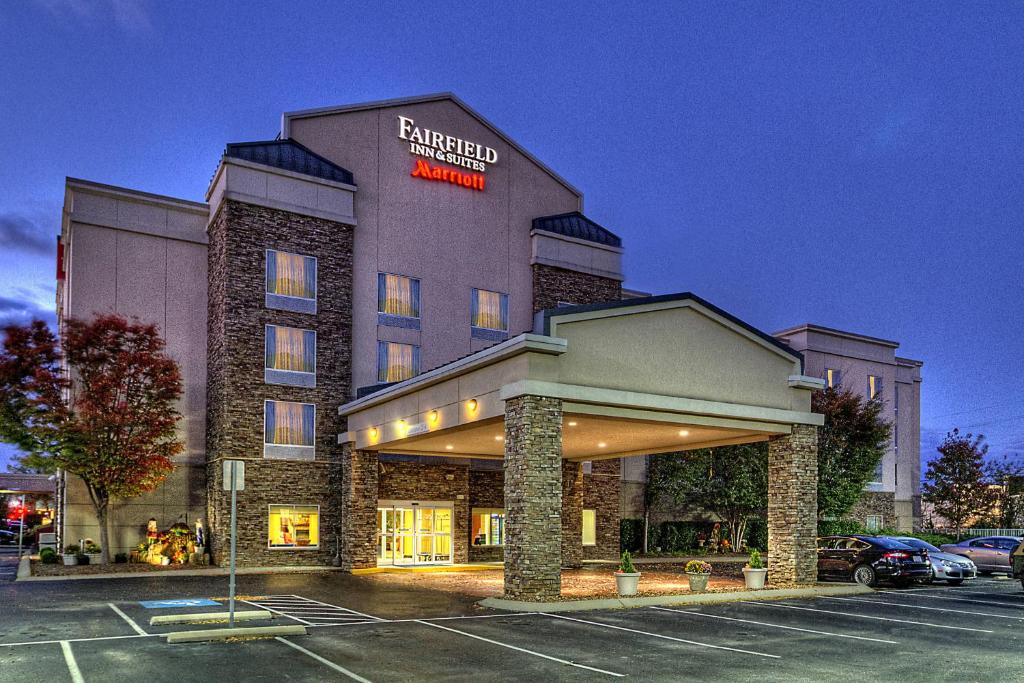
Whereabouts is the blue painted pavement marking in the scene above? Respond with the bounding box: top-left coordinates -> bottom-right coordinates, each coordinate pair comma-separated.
139,599 -> 221,609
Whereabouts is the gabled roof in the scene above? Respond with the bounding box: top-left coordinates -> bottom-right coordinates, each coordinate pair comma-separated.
533,211 -> 622,248
280,92 -> 582,200
224,139 -> 355,186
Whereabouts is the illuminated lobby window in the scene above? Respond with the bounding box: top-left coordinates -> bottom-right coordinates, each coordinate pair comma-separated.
265,325 -> 316,387
472,509 -> 505,546
824,367 -> 841,388
266,249 -> 317,313
471,288 -> 508,341
264,400 -> 315,460
378,273 -> 421,329
582,509 -> 596,546
867,374 -> 883,399
268,505 -> 319,548
377,341 -> 420,383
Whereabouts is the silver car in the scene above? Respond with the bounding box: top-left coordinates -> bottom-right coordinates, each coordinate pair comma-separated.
890,537 -> 976,585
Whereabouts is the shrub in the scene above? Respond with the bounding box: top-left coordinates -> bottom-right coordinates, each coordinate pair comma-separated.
64,544 -> 80,554
40,548 -> 58,564
652,521 -> 710,553
817,519 -> 863,537
84,542 -> 101,555
114,553 -> 128,564
747,549 -> 765,569
685,559 -> 713,574
620,519 -> 645,553
618,550 -> 637,574
75,553 -> 89,565
745,517 -> 768,551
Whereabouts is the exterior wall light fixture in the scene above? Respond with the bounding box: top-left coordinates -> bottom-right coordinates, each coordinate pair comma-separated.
429,410 -> 439,423
467,398 -> 478,412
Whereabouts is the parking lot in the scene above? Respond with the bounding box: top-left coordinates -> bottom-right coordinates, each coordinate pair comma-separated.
1,574 -> 1020,682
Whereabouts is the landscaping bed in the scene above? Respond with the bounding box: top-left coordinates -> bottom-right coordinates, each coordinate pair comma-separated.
30,560 -> 214,577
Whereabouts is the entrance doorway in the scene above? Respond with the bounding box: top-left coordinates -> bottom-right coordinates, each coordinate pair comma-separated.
377,500 -> 453,565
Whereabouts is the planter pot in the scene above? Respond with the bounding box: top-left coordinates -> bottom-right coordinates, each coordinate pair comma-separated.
62,554 -> 78,566
615,572 -> 642,596
687,572 -> 710,592
160,556 -> 171,566
742,567 -> 768,590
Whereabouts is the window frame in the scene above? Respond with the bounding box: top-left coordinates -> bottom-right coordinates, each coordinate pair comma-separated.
824,367 -> 841,388
376,340 -> 421,383
262,399 -> 316,461
377,271 -> 422,320
867,374 -> 882,400
470,287 -> 510,335
582,508 -> 597,546
865,515 -> 883,532
267,503 -> 320,550
265,249 -> 318,313
471,508 -> 506,547
264,324 -> 317,387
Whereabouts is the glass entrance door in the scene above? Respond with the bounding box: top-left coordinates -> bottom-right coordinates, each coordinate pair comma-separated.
377,502 -> 453,566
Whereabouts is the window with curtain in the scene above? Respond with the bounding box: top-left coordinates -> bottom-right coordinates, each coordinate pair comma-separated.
268,505 -> 319,548
377,273 -> 420,318
377,341 -> 420,383
265,326 -> 315,373
266,250 -> 316,313
825,368 -> 841,388
264,401 -> 315,459
471,288 -> 508,331
867,375 -> 882,399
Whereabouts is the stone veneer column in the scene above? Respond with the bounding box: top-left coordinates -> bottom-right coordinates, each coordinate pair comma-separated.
341,445 -> 378,571
767,424 -> 818,587
504,395 -> 563,600
562,460 -> 583,569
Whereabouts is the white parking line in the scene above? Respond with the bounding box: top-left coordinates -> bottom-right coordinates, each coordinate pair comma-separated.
821,596 -> 1024,621
108,603 -> 148,636
877,591 -> 1024,609
541,612 -> 781,659
60,641 -> 85,683
0,634 -> 156,648
651,606 -> 899,644
741,601 -> 995,633
417,619 -> 626,677
275,637 -> 373,683
285,594 -> 385,622
239,599 -> 314,625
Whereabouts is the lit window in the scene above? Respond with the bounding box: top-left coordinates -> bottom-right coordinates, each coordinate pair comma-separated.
266,250 -> 316,313
377,341 -> 420,383
867,375 -> 882,399
378,273 -> 420,319
264,400 -> 315,460
825,368 -> 841,388
865,515 -> 883,532
471,509 -> 505,546
582,509 -> 597,546
265,325 -> 315,386
471,288 -> 508,332
268,505 -> 319,548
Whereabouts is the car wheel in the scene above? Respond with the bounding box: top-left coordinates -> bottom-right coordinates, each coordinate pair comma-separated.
947,579 -> 964,586
853,564 -> 877,587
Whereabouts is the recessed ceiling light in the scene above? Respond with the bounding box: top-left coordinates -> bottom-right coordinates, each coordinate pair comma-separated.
678,430 -> 690,437
597,442 -> 607,448
494,435 -> 504,441
445,444 -> 454,450
568,421 -> 578,427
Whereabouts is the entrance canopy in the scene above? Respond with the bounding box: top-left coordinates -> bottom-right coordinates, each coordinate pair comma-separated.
339,293 -> 824,459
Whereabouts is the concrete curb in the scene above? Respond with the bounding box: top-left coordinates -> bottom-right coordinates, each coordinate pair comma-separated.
166,624 -> 306,643
150,610 -> 273,626
479,583 -> 874,613
16,555 -> 30,580
17,565 -> 342,582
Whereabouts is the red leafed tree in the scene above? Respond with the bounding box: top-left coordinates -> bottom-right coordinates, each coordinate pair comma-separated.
0,315 -> 183,564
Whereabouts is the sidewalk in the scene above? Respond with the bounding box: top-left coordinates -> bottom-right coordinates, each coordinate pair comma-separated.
18,564 -> 343,582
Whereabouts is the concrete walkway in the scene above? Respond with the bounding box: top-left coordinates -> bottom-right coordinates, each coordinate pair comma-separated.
480,583 -> 873,613
18,564 -> 344,582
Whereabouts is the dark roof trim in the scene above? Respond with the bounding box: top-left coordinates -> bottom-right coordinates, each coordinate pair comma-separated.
532,211 -> 622,248
538,292 -> 805,366
225,139 -> 355,186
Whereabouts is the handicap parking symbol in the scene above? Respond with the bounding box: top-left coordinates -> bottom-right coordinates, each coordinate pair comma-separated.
139,598 -> 221,609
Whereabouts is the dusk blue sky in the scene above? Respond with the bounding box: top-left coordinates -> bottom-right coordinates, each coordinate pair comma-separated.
1,2 -> 1022,472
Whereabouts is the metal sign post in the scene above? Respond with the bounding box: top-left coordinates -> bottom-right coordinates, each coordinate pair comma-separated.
223,460 -> 245,628
17,495 -> 25,560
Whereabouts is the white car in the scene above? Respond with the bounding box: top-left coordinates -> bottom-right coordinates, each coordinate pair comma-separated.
890,536 -> 977,585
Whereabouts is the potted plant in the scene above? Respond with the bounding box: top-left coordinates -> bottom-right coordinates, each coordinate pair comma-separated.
742,549 -> 768,590
62,544 -> 80,566
614,551 -> 642,596
685,559 -> 713,592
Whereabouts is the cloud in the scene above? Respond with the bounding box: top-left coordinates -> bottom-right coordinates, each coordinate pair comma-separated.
33,0 -> 153,33
0,293 -> 56,330
0,213 -> 55,256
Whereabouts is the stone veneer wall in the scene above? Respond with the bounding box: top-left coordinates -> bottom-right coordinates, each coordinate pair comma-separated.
206,199 -> 353,566
584,459 -> 622,560
767,424 -> 819,586
378,460 -> 470,564
469,470 -> 504,562
562,461 -> 584,568
341,447 -> 378,570
504,395 -> 563,600
844,491 -> 897,529
531,263 -> 622,312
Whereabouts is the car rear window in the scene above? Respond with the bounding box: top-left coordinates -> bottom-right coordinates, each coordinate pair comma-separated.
863,536 -> 914,550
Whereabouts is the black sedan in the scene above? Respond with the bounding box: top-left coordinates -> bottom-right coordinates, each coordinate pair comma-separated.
818,535 -> 932,587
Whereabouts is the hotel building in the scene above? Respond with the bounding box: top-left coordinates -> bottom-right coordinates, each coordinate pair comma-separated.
54,94 -> 920,598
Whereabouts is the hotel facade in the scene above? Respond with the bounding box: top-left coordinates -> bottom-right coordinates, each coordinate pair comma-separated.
54,94 -> 920,598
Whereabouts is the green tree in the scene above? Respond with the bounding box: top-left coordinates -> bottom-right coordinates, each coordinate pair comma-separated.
984,455 -> 1024,529
922,429 -> 997,539
646,443 -> 767,549
0,315 -> 184,563
813,386 -> 891,520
